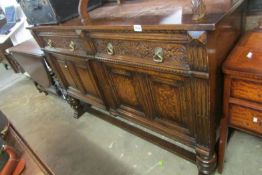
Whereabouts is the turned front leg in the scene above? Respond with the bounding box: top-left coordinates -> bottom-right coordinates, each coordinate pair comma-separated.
196,147 -> 217,175
66,96 -> 84,118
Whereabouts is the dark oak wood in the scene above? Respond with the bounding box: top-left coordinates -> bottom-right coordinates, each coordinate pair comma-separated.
218,30 -> 262,173
29,1 -> 247,174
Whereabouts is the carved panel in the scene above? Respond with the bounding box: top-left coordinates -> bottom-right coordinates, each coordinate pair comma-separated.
75,65 -> 100,98
152,82 -> 181,123
149,75 -> 193,131
56,60 -> 77,90
94,39 -> 190,70
187,41 -> 208,72
191,78 -> 210,146
48,52 -> 104,107
94,38 -> 209,72
107,67 -> 142,112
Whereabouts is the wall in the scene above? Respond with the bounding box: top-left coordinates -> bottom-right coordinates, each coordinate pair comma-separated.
0,0 -> 33,45
246,0 -> 262,30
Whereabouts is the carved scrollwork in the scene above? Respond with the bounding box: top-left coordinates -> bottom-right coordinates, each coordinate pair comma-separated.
66,96 -> 84,118
95,36 -> 211,72
94,39 -> 188,64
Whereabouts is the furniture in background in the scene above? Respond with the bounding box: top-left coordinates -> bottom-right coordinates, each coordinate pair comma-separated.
17,0 -> 103,25
29,0 -> 246,174
218,29 -> 262,173
0,110 -> 54,175
0,17 -> 28,71
7,38 -> 66,97
246,0 -> 262,30
4,50 -> 24,73
0,37 -> 13,70
0,1 -> 35,71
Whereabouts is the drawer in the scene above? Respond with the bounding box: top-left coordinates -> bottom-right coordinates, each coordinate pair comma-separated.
38,31 -> 94,57
93,39 -> 208,72
231,79 -> 262,104
229,104 -> 262,134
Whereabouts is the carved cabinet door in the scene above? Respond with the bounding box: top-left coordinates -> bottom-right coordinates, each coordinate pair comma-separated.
102,63 -> 197,142
146,72 -> 195,137
46,52 -> 104,107
103,64 -> 149,119
56,59 -> 79,90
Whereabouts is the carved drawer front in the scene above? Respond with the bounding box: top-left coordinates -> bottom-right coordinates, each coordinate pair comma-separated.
48,52 -> 103,105
230,104 -> 262,134
39,31 -> 94,57
94,39 -> 205,72
231,79 -> 262,104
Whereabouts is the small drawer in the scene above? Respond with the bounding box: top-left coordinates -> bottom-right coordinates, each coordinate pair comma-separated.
231,79 -> 262,104
38,31 -> 93,56
93,39 -> 208,72
229,104 -> 262,134
43,35 -> 84,53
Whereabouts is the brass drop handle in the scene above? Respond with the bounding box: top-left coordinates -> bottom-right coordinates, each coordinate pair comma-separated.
69,41 -> 76,51
153,47 -> 164,63
107,43 -> 114,55
47,39 -> 53,48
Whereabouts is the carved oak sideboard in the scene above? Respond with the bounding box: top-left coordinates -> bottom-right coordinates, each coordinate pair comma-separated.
29,0 -> 246,174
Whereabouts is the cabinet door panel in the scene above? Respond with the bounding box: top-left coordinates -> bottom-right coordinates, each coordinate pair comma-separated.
47,52 -> 105,107
152,80 -> 182,123
57,59 -> 77,90
74,64 -> 100,98
101,63 -> 198,141
106,66 -> 145,116
148,74 -> 194,133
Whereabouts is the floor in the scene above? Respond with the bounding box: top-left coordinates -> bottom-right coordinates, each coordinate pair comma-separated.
0,64 -> 261,175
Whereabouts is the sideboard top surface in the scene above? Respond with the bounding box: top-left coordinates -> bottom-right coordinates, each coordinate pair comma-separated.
30,0 -> 244,31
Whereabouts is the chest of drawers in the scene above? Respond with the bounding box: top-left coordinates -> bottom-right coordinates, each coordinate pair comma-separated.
218,30 -> 262,173
29,0 -> 246,174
